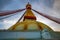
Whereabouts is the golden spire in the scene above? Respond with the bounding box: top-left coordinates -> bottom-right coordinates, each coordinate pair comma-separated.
23,2 -> 36,21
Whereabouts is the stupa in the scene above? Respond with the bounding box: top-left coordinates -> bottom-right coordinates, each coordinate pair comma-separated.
8,2 -> 53,31
0,2 -> 60,40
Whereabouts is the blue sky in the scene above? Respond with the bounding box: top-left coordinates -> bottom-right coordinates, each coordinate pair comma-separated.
0,0 -> 54,10
0,0 -> 60,31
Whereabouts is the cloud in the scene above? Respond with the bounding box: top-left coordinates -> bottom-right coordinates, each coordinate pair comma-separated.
53,0 -> 60,14
42,0 -> 55,8
0,0 -> 12,10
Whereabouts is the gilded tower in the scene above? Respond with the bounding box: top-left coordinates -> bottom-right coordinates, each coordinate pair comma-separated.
8,3 -> 53,31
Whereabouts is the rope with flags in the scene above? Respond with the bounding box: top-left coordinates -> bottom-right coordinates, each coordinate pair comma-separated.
0,8 -> 60,24
0,9 -> 25,16
32,9 -> 60,24
0,8 -> 25,20
16,12 -> 25,23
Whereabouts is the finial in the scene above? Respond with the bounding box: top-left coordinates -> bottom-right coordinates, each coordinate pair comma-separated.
27,0 -> 30,4
26,0 -> 31,10
27,0 -> 29,2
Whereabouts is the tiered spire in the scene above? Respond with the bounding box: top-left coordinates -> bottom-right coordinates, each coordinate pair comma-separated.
23,2 -> 36,21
